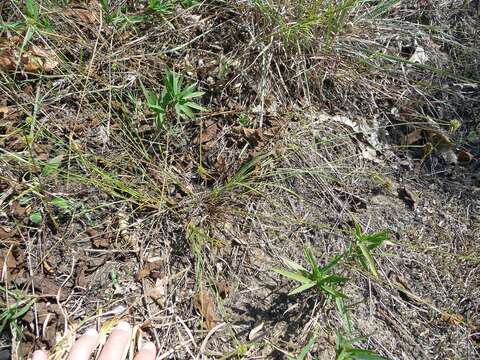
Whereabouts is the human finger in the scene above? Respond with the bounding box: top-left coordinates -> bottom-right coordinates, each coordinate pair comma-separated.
98,321 -> 131,360
67,328 -> 99,360
133,341 -> 156,360
32,350 -> 48,360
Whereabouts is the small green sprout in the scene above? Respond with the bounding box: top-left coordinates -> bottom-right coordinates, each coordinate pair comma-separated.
148,0 -> 175,16
351,224 -> 388,278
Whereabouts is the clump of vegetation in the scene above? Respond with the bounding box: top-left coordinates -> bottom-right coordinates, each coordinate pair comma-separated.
335,332 -> 388,360
141,69 -> 205,129
275,225 -> 390,357
0,0 -> 478,358
350,225 -> 389,278
274,249 -> 347,298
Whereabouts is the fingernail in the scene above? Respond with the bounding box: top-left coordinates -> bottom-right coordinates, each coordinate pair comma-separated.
142,341 -> 156,351
32,350 -> 46,360
115,320 -> 131,332
84,327 -> 98,336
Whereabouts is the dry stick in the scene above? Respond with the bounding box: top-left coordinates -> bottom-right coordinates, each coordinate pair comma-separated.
74,6 -> 103,124
199,322 -> 226,356
258,37 -> 273,128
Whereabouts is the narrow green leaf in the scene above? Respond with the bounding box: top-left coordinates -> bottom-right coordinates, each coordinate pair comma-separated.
273,268 -> 311,284
349,349 -> 389,360
184,101 -> 206,112
321,253 -> 343,274
289,281 -> 316,295
281,257 -> 307,272
297,336 -> 317,360
50,197 -> 70,210
42,154 -> 63,177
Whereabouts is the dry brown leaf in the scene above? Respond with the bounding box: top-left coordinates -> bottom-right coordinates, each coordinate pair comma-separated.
0,44 -> 58,73
457,149 -> 473,164
92,237 -> 110,249
31,276 -> 69,301
42,259 -> 54,274
428,131 -> 453,153
0,48 -> 16,71
0,226 -> 16,241
403,128 -> 423,145
214,281 -> 229,299
441,312 -> 464,326
11,201 -> 29,218
0,249 -> 17,271
64,8 -> 99,23
194,288 -> 219,330
136,260 -> 164,281
29,45 -> 59,72
200,120 -> 219,144
147,281 -> 167,306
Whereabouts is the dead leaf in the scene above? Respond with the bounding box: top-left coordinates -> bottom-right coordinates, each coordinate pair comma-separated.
248,322 -> 265,341
92,237 -> 110,249
403,128 -> 423,145
243,127 -> 264,146
0,226 -> 16,241
42,259 -> 54,274
428,131 -> 453,153
194,288 -> 219,330
31,276 -> 69,301
214,281 -> 229,299
0,48 -> 16,71
11,201 -> 29,218
0,249 -> 17,271
441,312 -> 464,326
147,280 -> 167,306
64,8 -> 99,24
457,149 -> 473,164
75,261 -> 88,288
0,106 -> 9,118
200,120 -> 219,147
136,260 -> 164,281
0,43 -> 58,73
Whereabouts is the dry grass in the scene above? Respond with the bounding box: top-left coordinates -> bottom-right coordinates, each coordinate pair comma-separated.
1,0 -> 479,359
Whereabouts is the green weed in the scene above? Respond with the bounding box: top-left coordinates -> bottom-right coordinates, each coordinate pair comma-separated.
350,224 -> 388,278
141,69 -> 205,129
253,0 -> 361,45
274,248 -> 347,298
100,0 -> 147,28
287,335 -> 317,360
148,0 -> 175,16
335,332 -> 388,360
0,287 -> 35,341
